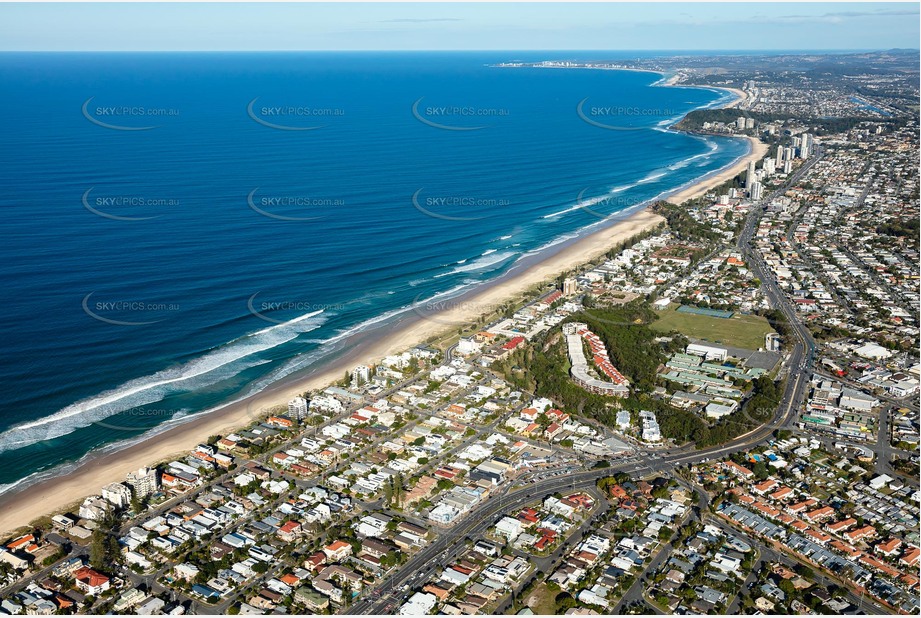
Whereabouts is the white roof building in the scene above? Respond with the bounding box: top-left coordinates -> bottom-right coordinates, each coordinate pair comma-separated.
400,592 -> 437,615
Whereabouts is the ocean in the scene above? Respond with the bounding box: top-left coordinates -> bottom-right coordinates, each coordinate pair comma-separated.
0,51 -> 748,492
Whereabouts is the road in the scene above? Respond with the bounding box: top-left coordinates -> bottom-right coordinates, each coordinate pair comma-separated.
349,385 -> 805,615
349,156 -> 828,615
735,150 -> 822,429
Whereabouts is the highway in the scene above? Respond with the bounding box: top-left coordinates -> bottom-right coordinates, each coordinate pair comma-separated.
349,382 -> 805,614
735,149 -> 823,429
349,151 -> 827,615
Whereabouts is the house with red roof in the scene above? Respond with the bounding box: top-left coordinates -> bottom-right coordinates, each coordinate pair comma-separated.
5,534 -> 36,554
277,520 -> 303,542
423,583 -> 451,601
323,540 -> 353,562
753,501 -> 781,519
563,493 -> 594,510
845,525 -> 877,543
517,508 -> 539,525
520,408 -> 539,422
787,498 -> 817,514
859,554 -> 900,578
544,423 -> 564,440
831,540 -> 862,559
769,486 -> 793,501
607,484 -> 628,500
900,545 -> 920,567
73,566 -> 110,595
752,479 -> 779,495
546,408 -> 571,426
266,416 -> 294,429
721,461 -> 754,479
434,466 -> 461,481
534,528 -> 558,551
806,529 -> 832,545
304,551 -> 327,571
875,538 -> 902,558
803,506 -> 836,523
827,518 -> 857,535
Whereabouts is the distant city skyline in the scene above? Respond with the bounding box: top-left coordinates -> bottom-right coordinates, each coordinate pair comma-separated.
0,2 -> 918,52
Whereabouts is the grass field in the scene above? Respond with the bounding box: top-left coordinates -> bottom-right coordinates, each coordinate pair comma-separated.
651,304 -> 775,350
525,583 -> 559,615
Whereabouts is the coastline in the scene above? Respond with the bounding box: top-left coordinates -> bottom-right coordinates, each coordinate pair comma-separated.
665,136 -> 768,205
0,68 -> 768,539
0,208 -> 665,537
658,81 -> 767,204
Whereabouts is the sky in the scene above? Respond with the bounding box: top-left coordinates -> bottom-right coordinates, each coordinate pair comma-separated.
0,2 -> 918,52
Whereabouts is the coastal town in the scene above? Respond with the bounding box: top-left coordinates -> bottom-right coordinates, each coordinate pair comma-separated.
0,50 -> 918,617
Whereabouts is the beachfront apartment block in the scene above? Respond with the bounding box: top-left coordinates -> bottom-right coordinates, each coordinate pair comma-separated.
101,482 -> 133,509
351,365 -> 371,387
288,396 -> 309,420
126,466 -> 159,499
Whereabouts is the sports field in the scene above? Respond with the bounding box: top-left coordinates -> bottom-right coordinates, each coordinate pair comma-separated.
651,304 -> 774,350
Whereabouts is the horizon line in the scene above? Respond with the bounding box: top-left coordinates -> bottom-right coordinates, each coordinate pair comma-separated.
1,47 -> 918,53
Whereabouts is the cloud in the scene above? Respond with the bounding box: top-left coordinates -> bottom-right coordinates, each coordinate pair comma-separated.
771,8 -> 920,23
631,6 -> 919,29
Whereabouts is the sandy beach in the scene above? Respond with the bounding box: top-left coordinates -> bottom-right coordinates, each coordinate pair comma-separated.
719,86 -> 749,109
665,136 -> 768,205
0,71 -> 766,539
0,208 -> 665,537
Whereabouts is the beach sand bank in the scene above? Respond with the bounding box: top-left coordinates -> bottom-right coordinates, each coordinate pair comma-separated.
0,208 -> 665,537
665,136 -> 769,205
0,71 -> 766,538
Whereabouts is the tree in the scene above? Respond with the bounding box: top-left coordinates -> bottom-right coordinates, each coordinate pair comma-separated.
252,561 -> 268,574
89,511 -> 121,571
778,578 -> 796,597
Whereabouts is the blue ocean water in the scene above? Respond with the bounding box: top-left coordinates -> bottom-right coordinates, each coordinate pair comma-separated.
0,52 -> 748,492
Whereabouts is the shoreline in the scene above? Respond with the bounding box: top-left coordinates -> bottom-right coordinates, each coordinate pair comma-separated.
0,68 -> 767,539
0,208 -> 665,537
665,135 -> 768,205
